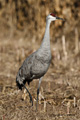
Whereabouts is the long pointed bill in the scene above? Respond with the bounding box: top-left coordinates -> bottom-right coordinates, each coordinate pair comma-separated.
56,16 -> 65,21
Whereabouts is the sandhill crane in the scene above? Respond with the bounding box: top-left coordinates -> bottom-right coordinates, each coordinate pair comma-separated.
16,13 -> 64,110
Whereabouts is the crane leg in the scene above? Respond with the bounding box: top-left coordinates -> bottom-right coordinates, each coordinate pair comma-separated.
23,83 -> 33,106
36,77 -> 43,110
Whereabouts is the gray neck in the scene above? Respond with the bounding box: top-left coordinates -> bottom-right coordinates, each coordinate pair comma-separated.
40,19 -> 51,49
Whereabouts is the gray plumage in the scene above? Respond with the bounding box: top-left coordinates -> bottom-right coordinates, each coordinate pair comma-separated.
16,13 -> 64,110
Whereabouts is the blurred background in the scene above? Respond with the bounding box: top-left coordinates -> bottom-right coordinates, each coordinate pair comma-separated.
0,0 -> 80,119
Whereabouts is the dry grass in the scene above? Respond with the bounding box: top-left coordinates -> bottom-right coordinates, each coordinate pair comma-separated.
0,0 -> 80,119
0,32 -> 80,119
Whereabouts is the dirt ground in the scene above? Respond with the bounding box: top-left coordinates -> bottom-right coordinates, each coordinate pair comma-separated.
0,0 -> 80,120
0,34 -> 80,120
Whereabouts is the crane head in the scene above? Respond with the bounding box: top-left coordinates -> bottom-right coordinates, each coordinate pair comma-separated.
46,13 -> 65,21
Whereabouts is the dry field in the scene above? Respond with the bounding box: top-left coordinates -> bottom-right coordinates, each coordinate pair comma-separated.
0,0 -> 80,120
0,32 -> 80,120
